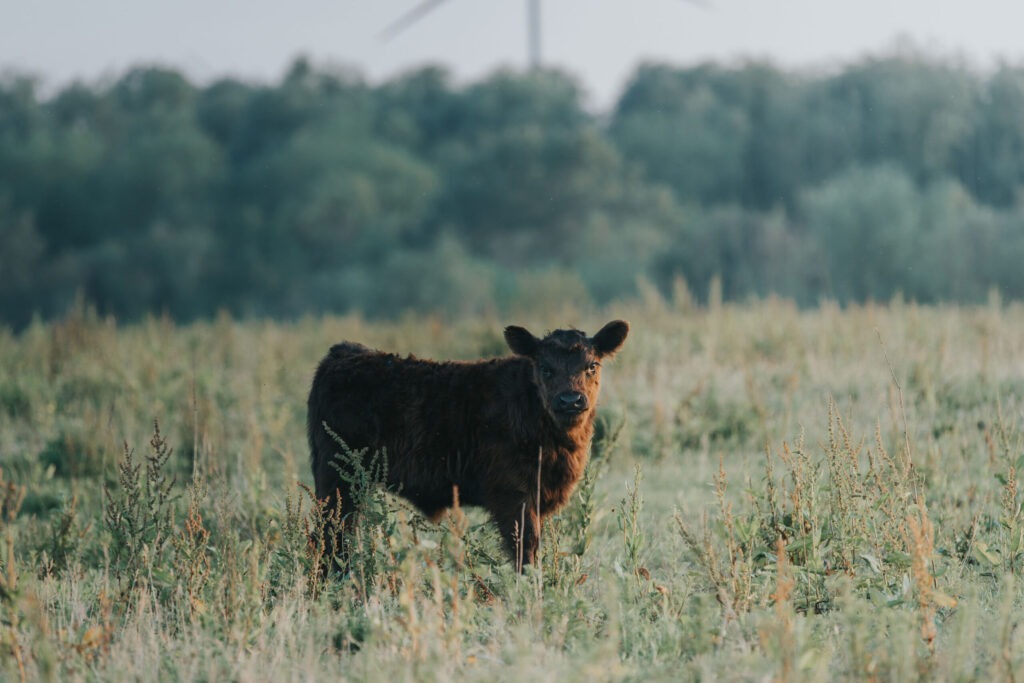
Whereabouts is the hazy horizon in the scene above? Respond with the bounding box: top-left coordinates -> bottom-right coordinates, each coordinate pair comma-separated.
4,1 -> 1024,109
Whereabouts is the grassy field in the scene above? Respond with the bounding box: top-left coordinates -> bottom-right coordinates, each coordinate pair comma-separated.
3,296 -> 1024,681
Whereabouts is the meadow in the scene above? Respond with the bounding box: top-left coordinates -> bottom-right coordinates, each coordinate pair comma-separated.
2,294 -> 1024,681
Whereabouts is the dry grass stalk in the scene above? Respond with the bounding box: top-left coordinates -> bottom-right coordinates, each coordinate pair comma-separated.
905,496 -> 938,655
771,536 -> 795,683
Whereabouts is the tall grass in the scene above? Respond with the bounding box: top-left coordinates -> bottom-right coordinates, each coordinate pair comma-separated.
2,298 -> 1024,680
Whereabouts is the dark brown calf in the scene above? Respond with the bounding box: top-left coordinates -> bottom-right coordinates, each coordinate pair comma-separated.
307,320 -> 629,570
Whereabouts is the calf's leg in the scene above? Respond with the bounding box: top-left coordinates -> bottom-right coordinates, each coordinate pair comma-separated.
493,495 -> 540,572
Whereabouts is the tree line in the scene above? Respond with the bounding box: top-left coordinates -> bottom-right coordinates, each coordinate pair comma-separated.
3,50 -> 1024,328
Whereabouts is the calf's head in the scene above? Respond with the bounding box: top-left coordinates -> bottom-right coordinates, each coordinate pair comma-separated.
504,320 -> 629,427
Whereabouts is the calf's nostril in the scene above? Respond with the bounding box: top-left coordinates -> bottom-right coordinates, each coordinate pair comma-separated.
557,392 -> 586,411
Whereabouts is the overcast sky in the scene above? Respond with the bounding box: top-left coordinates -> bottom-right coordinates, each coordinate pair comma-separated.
4,1 -> 1024,109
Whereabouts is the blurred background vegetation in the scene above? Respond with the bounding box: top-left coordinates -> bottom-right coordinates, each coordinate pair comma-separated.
4,50 -> 1024,329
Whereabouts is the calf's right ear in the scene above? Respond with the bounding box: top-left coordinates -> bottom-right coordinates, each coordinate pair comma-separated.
504,326 -> 540,357
593,320 -> 629,358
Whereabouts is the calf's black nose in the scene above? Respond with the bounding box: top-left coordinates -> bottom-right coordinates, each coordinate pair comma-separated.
555,391 -> 587,412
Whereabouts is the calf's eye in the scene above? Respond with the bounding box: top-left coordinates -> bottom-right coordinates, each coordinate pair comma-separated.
587,362 -> 599,374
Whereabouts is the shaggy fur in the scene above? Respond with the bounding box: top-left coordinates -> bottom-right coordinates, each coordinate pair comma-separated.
307,320 -> 629,569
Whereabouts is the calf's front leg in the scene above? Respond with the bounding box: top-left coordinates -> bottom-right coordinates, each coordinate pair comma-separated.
492,494 -> 540,572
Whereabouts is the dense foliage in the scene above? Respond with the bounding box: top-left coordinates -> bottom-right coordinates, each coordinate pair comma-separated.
4,51 -> 1024,327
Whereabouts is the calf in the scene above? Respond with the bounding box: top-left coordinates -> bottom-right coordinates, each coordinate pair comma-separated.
307,320 -> 629,570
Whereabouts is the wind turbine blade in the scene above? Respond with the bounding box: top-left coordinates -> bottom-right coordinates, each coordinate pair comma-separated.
527,0 -> 541,70
379,0 -> 452,42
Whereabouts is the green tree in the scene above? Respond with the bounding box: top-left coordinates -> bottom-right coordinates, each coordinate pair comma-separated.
611,64 -> 750,205
653,205 -> 817,304
819,54 -> 976,185
956,65 -> 1024,207
0,200 -> 47,326
431,69 -> 616,263
102,69 -> 223,236
800,165 -> 920,303
374,66 -> 460,157
222,112 -> 437,315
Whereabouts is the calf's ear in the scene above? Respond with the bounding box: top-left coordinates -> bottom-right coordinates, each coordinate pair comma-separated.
505,325 -> 540,357
592,320 -> 629,358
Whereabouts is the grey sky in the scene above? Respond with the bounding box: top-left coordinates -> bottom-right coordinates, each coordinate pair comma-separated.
3,1 -> 1024,109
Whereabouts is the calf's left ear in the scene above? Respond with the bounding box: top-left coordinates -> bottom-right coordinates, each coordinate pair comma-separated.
592,320 -> 629,358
